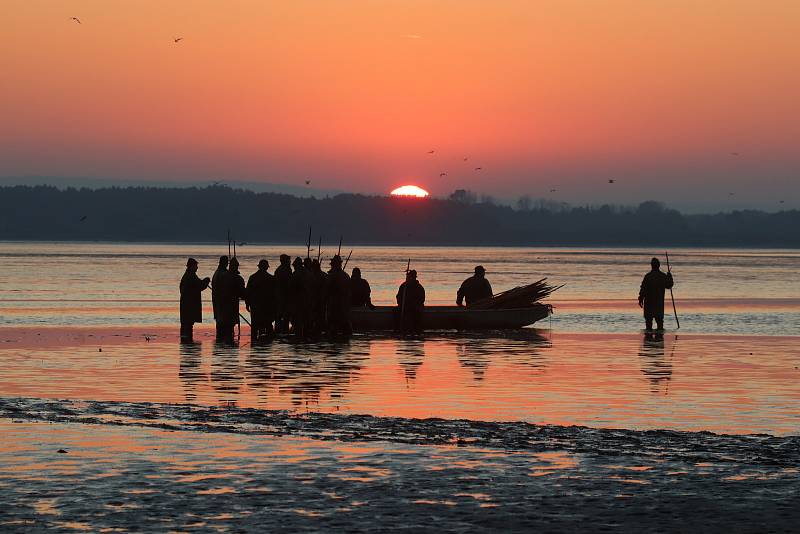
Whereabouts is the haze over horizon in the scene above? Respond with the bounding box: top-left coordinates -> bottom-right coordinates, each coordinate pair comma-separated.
3,1 -> 798,212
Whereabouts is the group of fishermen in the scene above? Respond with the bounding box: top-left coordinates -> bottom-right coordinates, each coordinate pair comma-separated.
180,254 -> 376,342
180,255 -> 676,340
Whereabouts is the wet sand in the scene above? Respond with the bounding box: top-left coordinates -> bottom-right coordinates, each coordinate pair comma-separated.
2,326 -> 799,530
1,417 -> 798,532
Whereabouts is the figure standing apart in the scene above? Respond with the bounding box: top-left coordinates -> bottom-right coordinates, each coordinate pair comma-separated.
246,259 -> 276,341
397,269 -> 425,334
456,265 -> 493,306
638,257 -> 675,331
179,258 -> 210,342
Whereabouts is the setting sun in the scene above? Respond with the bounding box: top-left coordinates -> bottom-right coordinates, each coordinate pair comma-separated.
390,185 -> 429,198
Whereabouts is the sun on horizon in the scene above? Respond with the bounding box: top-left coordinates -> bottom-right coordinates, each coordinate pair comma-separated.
390,185 -> 429,198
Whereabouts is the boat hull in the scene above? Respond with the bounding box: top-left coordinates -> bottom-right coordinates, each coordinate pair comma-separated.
350,304 -> 550,331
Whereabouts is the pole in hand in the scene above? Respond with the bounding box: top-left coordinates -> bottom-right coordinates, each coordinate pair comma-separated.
307,226 -> 312,259
337,236 -> 343,257
665,251 -> 680,329
400,258 -> 411,330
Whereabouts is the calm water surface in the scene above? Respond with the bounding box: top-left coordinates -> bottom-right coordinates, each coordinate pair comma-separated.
1,242 -> 799,334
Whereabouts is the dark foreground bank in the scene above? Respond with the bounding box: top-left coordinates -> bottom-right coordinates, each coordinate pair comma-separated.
1,397 -> 798,532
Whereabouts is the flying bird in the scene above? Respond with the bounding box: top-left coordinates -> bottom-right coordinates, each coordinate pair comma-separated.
549,189 -> 557,193
79,215 -> 87,222
174,37 -> 183,43
728,192 -> 735,196
305,179 -> 312,185
463,157 -> 468,161
474,167 -> 482,171
439,172 -> 447,177
427,150 -> 435,154
608,179 -> 615,184
779,200 -> 785,204
70,17 -> 81,24
730,152 -> 739,156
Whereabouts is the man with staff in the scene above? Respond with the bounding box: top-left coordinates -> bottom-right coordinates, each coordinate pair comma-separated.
638,257 -> 675,331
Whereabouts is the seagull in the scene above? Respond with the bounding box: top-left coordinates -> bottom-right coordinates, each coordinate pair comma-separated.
174,37 -> 183,43
549,189 -> 557,193
463,157 -> 468,161
730,152 -> 739,156
728,192 -> 735,196
779,200 -> 785,204
79,215 -> 87,222
439,172 -> 447,177
474,167 -> 482,171
305,179 -> 311,185
427,150 -> 435,154
608,179 -> 615,184
70,17 -> 81,24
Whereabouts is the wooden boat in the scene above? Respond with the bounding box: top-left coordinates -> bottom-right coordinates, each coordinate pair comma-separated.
350,304 -> 551,331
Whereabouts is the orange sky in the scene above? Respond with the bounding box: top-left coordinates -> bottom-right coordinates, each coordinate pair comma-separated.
2,1 -> 799,210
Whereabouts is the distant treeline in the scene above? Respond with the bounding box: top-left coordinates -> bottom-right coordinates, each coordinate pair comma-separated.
1,185 -> 798,247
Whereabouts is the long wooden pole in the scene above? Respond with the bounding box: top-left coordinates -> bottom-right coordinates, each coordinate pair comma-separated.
665,251 -> 680,329
306,226 -> 312,259
337,236 -> 343,257
227,228 -> 231,257
343,249 -> 353,270
317,236 -> 322,261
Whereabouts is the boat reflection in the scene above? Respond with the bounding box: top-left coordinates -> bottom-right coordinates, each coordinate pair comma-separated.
455,330 -> 551,381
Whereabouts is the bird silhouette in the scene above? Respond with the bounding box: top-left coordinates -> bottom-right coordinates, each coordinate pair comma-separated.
174,37 -> 183,43
79,215 -> 87,222
730,152 -> 739,156
463,157 -> 468,161
427,150 -> 435,154
728,192 -> 735,196
439,172 -> 447,177
779,200 -> 785,204
305,179 -> 311,185
474,167 -> 483,171
70,17 -> 81,24
608,179 -> 615,184
549,189 -> 557,193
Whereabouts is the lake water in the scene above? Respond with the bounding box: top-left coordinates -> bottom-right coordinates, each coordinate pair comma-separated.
1,242 -> 799,335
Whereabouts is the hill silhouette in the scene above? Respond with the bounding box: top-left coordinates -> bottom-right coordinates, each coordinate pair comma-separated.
1,185 -> 798,246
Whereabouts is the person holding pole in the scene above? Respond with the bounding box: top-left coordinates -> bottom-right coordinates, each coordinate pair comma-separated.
179,258 -> 210,342
638,257 -> 675,331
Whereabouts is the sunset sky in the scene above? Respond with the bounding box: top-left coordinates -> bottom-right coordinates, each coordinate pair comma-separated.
2,1 -> 798,211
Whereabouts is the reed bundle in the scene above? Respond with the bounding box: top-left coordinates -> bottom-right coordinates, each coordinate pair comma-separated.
469,278 -> 562,310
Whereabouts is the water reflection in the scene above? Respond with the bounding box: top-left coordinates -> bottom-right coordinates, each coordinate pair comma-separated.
178,341 -> 203,402
638,333 -> 674,395
397,339 -> 426,383
456,331 -> 551,381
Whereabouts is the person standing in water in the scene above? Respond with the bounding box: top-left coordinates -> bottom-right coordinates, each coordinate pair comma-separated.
638,257 -> 675,331
179,258 -> 210,341
246,259 -> 276,340
211,255 -> 228,339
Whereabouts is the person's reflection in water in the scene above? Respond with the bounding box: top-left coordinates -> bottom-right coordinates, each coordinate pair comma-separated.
178,340 -> 204,403
397,339 -> 426,384
456,339 -> 491,381
639,332 -> 673,395
210,339 -> 243,405
245,342 -> 274,407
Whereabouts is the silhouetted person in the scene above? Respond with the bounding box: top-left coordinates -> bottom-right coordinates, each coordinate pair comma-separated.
310,259 -> 328,335
397,269 -> 425,333
273,254 -> 292,334
179,257 -> 210,341
638,257 -> 674,331
219,257 -> 246,341
456,265 -> 493,306
326,255 -> 352,337
351,267 -> 375,309
211,255 -> 228,338
289,257 -> 310,337
246,259 -> 276,340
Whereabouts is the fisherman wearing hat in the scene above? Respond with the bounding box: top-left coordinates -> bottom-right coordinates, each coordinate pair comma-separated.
246,259 -> 276,340
456,265 -> 493,307
326,255 -> 352,337
273,254 -> 292,334
211,255 -> 228,338
289,257 -> 310,337
179,258 -> 210,341
396,269 -> 425,333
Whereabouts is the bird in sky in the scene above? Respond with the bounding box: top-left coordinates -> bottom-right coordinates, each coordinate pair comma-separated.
439,172 -> 447,177
305,179 -> 312,185
779,200 -> 785,204
463,157 -> 468,161
79,215 -> 87,222
730,152 -> 739,156
474,167 -> 482,171
550,189 -> 557,193
728,192 -> 735,196
70,17 -> 81,24
427,150 -> 435,154
608,179 -> 615,184
174,37 -> 183,43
